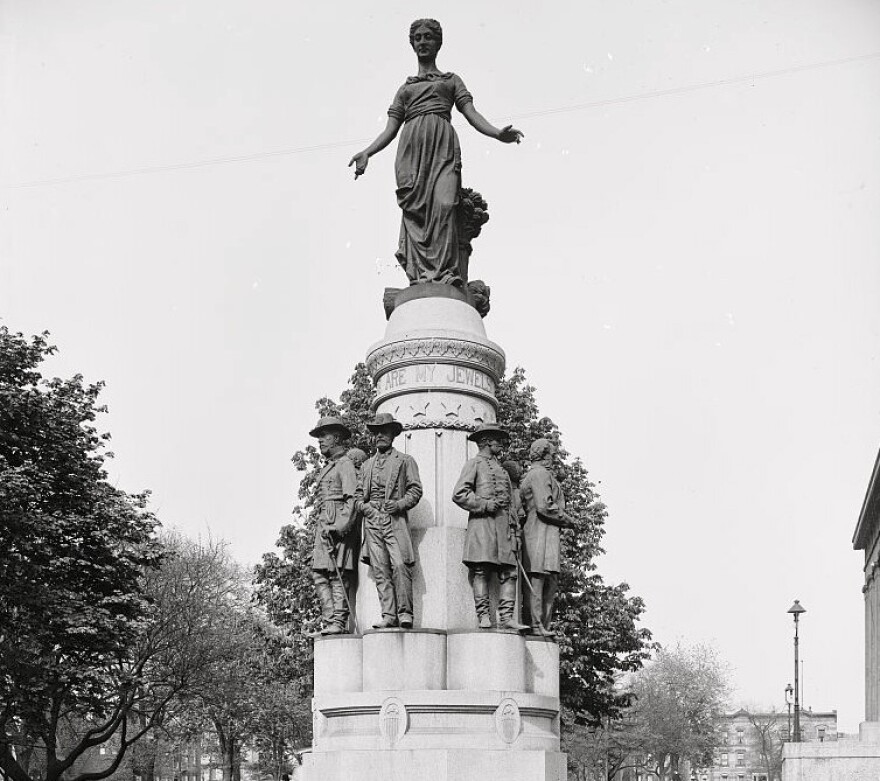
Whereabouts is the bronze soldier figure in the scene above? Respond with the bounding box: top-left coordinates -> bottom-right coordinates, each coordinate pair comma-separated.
309,417 -> 360,636
357,413 -> 423,629
347,447 -> 368,478
452,424 -> 529,631
502,460 -> 526,528
520,438 -> 574,637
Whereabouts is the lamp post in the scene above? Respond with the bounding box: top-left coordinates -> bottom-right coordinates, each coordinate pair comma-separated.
788,600 -> 806,742
785,683 -> 793,741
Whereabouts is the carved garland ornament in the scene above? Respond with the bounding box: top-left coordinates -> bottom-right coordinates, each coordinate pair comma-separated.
403,418 -> 479,432
366,337 -> 505,380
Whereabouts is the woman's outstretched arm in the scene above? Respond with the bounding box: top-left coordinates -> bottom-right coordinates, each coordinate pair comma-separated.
348,117 -> 403,179
459,103 -> 523,144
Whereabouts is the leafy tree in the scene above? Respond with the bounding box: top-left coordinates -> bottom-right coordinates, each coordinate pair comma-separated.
255,362 -> 652,728
615,642 -> 731,780
135,533 -> 253,781
0,332 -> 277,781
0,328 -> 165,781
143,535 -> 310,781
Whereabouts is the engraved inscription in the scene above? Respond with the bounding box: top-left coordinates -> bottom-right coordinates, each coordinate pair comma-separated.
377,363 -> 495,396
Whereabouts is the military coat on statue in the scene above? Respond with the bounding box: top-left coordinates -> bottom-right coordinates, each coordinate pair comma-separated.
311,453 -> 360,571
452,452 -> 519,567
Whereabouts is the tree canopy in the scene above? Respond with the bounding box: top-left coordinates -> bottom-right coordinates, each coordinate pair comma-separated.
0,328 -> 164,781
610,642 -> 731,780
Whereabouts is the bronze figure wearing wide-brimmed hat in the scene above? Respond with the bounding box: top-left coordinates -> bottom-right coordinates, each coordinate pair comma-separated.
467,422 -> 509,443
356,411 -> 422,629
453,422 -> 528,633
309,416 -> 352,440
307,416 -> 359,637
365,412 -> 404,436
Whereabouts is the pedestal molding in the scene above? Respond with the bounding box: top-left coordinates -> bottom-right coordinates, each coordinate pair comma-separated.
366,337 -> 506,380
319,703 -> 558,719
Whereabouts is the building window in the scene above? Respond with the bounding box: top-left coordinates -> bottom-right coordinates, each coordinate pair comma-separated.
723,731 -> 729,744
817,725 -> 827,742
736,751 -> 745,767
721,753 -> 729,766
737,727 -> 744,744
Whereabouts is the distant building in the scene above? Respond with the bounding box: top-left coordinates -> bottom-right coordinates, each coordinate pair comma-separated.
70,730 -> 265,781
610,708 -> 835,781
693,708 -> 837,781
782,447 -> 880,779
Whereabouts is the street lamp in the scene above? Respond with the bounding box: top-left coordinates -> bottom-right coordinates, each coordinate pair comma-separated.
788,600 -> 806,742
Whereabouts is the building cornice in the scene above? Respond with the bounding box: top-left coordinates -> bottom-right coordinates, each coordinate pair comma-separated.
853,448 -> 880,551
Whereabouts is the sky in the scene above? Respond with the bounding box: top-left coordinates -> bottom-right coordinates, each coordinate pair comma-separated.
2,0 -> 879,732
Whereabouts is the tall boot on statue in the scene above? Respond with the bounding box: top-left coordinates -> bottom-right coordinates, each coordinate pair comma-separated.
308,573 -> 336,637
472,567 -> 492,629
326,574 -> 350,634
498,572 -> 529,632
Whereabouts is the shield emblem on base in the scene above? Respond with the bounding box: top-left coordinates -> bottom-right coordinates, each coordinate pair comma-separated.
379,696 -> 408,746
495,698 -> 522,744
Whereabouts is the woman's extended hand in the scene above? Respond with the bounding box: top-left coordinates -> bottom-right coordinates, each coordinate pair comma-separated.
348,151 -> 370,179
497,125 -> 524,144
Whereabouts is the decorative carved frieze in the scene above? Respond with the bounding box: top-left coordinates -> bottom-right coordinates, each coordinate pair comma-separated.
366,337 -> 506,381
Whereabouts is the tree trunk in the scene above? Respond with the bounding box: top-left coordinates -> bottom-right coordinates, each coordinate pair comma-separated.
142,741 -> 157,781
231,746 -> 241,781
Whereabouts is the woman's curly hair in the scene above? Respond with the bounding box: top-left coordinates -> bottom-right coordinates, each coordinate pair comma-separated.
409,18 -> 442,48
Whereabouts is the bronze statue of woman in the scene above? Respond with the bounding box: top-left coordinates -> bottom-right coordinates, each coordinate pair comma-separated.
348,19 -> 523,288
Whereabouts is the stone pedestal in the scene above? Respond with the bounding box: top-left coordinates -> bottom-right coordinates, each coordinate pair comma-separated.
305,287 -> 566,780
357,289 -> 506,634
782,729 -> 880,780
306,630 -> 566,781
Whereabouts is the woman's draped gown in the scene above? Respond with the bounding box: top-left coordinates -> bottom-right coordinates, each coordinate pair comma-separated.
388,72 -> 473,286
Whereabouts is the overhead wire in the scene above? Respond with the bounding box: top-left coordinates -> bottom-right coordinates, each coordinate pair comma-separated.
4,50 -> 879,190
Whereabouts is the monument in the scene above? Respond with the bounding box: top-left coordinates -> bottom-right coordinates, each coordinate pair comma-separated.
302,19 -> 567,780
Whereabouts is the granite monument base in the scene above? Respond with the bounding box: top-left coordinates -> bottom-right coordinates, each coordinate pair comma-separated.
305,630 -> 565,780
303,748 -> 567,781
